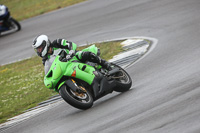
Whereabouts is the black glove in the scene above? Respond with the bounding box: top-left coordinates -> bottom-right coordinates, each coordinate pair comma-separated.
69,50 -> 75,57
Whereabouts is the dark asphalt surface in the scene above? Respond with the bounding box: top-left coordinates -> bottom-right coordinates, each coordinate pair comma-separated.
1,0 -> 200,132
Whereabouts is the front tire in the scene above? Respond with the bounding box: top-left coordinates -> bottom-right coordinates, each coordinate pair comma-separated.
112,64 -> 132,92
10,18 -> 21,31
59,84 -> 93,110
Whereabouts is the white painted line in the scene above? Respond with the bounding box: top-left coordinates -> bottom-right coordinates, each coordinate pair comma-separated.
124,37 -> 158,69
109,44 -> 149,62
121,38 -> 144,47
0,101 -> 63,129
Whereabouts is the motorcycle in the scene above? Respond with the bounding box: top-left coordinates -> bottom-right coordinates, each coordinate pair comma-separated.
44,45 -> 132,110
0,17 -> 21,35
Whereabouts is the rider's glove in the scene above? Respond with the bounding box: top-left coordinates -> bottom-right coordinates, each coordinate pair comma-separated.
69,50 -> 75,57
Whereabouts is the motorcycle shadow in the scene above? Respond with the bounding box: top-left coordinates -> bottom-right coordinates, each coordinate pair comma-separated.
94,88 -> 134,107
69,88 -> 134,115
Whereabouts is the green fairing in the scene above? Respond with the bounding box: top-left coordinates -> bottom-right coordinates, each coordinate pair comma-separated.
82,44 -> 98,55
44,45 -> 99,91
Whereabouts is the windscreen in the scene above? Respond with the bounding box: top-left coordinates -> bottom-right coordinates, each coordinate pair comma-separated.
44,56 -> 56,75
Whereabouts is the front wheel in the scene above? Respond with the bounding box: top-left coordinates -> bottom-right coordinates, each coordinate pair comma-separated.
111,64 -> 132,92
59,83 -> 93,110
9,18 -> 21,31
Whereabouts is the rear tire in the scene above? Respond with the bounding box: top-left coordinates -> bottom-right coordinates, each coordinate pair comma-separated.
112,64 -> 132,92
59,84 -> 93,110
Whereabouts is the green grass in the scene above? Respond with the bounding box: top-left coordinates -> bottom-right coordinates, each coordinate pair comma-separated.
0,41 -> 123,124
0,0 -> 87,21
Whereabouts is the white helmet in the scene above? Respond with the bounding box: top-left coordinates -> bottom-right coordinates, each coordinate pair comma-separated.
32,35 -> 51,57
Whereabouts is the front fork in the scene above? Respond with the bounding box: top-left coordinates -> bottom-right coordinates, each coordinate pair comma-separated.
58,78 -> 85,93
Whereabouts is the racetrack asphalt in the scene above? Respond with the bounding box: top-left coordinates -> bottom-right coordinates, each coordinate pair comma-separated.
1,0 -> 200,132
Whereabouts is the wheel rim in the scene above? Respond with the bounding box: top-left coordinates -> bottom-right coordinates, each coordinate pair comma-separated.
65,86 -> 92,103
114,70 -> 130,84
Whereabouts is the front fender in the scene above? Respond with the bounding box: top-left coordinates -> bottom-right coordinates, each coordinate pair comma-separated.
56,81 -> 65,92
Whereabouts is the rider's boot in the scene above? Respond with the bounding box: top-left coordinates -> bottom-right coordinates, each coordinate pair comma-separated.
86,52 -> 112,70
77,51 -> 112,70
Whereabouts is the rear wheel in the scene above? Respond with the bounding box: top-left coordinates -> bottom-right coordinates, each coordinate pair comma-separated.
59,80 -> 93,110
111,64 -> 132,92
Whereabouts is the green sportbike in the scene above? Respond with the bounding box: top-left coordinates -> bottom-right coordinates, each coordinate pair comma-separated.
44,45 -> 132,110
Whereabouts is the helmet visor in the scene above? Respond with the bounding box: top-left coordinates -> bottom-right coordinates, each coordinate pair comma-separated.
34,41 -> 46,56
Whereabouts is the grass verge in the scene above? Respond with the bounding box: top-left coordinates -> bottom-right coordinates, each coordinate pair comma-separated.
1,0 -> 87,21
0,41 -> 123,124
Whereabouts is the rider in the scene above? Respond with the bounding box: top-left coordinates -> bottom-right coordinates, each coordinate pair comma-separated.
32,35 -> 111,74
0,5 -> 10,28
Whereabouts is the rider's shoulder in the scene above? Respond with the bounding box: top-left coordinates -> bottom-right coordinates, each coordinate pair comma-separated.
52,38 -> 67,45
